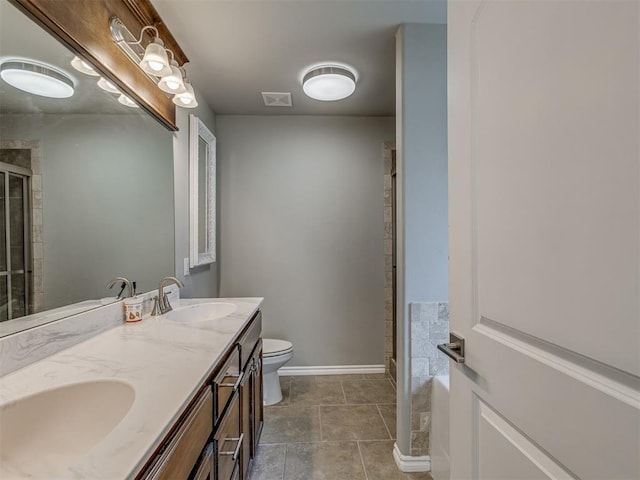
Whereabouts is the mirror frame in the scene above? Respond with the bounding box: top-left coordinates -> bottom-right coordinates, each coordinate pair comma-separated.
189,114 -> 216,267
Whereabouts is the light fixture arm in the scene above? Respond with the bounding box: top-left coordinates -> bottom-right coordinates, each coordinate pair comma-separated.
127,25 -> 160,46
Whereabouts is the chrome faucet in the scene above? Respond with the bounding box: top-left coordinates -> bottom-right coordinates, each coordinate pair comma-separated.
106,277 -> 133,299
152,276 -> 185,316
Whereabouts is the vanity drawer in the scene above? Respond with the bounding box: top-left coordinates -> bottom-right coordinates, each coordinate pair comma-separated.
215,393 -> 241,480
239,311 -> 262,369
145,387 -> 213,480
213,344 -> 241,424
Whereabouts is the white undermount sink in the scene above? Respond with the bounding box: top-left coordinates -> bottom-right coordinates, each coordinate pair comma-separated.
0,379 -> 135,478
166,302 -> 237,322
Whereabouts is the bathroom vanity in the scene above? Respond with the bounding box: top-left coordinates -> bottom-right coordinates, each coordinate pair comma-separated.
0,297 -> 264,480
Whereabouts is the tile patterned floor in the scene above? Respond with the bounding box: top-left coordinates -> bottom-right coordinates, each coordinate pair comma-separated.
249,374 -> 433,480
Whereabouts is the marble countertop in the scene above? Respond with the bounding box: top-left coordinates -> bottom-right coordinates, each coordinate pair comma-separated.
0,297 -> 264,480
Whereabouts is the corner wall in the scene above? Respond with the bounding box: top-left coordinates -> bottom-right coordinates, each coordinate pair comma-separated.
395,23 -> 449,462
172,89 -> 219,297
216,115 -> 394,367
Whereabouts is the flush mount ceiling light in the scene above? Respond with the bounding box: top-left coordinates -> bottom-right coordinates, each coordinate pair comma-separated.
0,60 -> 74,98
302,65 -> 356,101
71,56 -> 99,76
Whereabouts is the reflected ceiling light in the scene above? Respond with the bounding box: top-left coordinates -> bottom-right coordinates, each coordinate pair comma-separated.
158,58 -> 186,94
172,80 -> 198,108
118,93 -> 139,108
0,60 -> 74,98
302,65 -> 356,101
97,77 -> 120,94
71,56 -> 99,76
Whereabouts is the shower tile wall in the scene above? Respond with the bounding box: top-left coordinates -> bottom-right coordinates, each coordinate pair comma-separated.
409,301 -> 449,456
0,141 -> 43,315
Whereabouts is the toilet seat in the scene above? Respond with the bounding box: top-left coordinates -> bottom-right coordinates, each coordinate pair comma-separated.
263,338 -> 293,358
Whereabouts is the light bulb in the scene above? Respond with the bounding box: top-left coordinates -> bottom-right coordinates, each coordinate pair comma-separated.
166,80 -> 180,90
148,60 -> 164,72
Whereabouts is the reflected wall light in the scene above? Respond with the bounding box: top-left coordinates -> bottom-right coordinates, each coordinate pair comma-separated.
0,60 -> 74,98
71,56 -> 99,76
97,77 -> 120,94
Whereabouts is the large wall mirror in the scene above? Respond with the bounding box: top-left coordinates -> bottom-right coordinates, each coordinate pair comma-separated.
0,0 -> 175,336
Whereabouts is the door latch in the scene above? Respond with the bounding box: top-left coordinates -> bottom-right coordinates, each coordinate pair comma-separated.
437,332 -> 465,363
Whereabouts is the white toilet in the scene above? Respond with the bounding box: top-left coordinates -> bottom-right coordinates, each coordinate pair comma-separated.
262,338 -> 294,406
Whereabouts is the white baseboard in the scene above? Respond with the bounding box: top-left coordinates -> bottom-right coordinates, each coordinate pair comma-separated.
393,443 -> 431,472
279,364 -> 385,376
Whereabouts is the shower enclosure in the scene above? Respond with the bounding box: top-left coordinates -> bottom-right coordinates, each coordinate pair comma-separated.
0,161 -> 32,322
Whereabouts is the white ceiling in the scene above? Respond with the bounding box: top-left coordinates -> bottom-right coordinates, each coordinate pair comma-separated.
151,0 -> 446,116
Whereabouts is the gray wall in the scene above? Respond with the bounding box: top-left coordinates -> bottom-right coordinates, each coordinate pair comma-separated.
395,23 -> 448,455
217,115 -> 394,367
172,90 -> 220,297
0,113 -> 174,308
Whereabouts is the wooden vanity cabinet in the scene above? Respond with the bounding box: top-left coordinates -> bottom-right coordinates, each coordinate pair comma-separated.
140,387 -> 213,480
137,310 -> 263,480
238,317 -> 264,479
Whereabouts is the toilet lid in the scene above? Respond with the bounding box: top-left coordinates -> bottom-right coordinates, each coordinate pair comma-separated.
263,338 -> 293,357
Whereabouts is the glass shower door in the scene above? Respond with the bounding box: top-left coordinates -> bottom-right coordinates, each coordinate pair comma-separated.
0,169 -> 30,321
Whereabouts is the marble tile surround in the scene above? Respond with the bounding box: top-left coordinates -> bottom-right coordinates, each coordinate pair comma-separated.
0,285 -> 178,376
409,301 -> 449,456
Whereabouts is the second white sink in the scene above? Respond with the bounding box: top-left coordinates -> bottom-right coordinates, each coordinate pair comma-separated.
166,302 -> 237,322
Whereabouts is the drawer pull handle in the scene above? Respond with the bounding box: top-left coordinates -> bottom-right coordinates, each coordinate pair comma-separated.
219,371 -> 244,391
220,433 -> 244,461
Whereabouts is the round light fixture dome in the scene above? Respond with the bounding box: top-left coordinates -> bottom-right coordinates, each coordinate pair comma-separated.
302,65 -> 356,101
0,61 -> 74,98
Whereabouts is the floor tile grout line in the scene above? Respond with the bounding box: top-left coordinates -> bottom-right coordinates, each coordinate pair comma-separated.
281,443 -> 287,480
376,403 -> 393,439
356,440 -> 370,480
318,405 -> 324,442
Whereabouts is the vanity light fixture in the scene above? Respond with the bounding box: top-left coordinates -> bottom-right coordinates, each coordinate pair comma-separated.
118,93 -> 139,108
136,26 -> 172,77
71,56 -> 99,76
110,16 -> 198,109
157,54 -> 186,94
0,60 -> 74,98
97,77 -> 120,94
302,65 -> 356,101
172,78 -> 198,108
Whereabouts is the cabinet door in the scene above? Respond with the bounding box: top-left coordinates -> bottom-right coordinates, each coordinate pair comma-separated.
251,344 -> 264,456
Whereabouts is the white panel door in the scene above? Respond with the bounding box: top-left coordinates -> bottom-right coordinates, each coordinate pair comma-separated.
447,1 -> 639,479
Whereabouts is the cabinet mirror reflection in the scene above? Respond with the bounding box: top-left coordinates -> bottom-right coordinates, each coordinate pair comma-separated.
0,0 -> 175,336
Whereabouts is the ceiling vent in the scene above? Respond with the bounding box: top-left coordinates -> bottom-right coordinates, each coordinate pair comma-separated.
262,92 -> 292,107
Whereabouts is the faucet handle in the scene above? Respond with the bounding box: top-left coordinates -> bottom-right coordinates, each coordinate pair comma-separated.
151,296 -> 161,316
